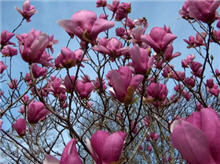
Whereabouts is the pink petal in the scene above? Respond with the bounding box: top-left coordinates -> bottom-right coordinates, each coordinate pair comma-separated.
91,19 -> 114,39
171,120 -> 215,164
91,130 -> 109,161
43,155 -> 59,164
58,20 -> 75,37
102,131 -> 126,162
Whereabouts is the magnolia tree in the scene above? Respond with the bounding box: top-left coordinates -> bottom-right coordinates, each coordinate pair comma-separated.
0,0 -> 220,163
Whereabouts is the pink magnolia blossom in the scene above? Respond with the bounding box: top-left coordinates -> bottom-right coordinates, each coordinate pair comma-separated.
116,27 -> 126,38
141,27 -> 177,53
0,61 -> 7,74
206,78 -> 214,88
107,66 -> 144,104
12,118 -> 26,137
87,130 -> 126,164
190,61 -> 203,77
171,71 -> 185,81
27,101 -> 49,124
181,54 -> 195,68
150,132 -> 159,141
93,37 -> 128,60
129,45 -> 154,74
47,35 -> 58,53
38,51 -> 53,67
182,90 -> 191,101
16,0 -> 37,22
213,29 -> 220,42
92,77 -> 107,92
184,76 -> 195,88
17,29 -> 49,63
171,108 -> 220,164
146,82 -> 168,101
55,48 -> 84,69
60,139 -> 83,164
32,64 -> 47,78
115,2 -> 131,21
179,0 -> 191,19
47,76 -> 66,96
188,0 -> 220,24
107,0 -> 119,13
75,79 -> 94,99
208,84 -> 220,97
163,45 -> 181,62
64,75 -> 75,93
43,139 -> 82,164
0,30 -> 15,46
8,79 -> 18,89
96,0 -> 107,7
58,10 -> 114,43
147,144 -> 152,152
184,32 -> 206,48
1,46 -> 17,57
19,106 -> 25,114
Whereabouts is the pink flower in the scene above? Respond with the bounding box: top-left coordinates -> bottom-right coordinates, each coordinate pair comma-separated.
208,84 -> 220,97
92,77 -> 107,93
129,45 -> 154,74
146,82 -> 168,101
16,0 -> 37,22
47,76 -> 66,96
107,66 -> 144,104
116,27 -> 126,37
96,0 -> 107,7
0,30 -> 15,46
27,101 -> 49,124
55,48 -> 84,69
179,0 -> 191,19
87,130 -> 126,164
190,61 -> 203,77
150,132 -> 159,141
8,79 -> 18,89
58,10 -> 114,43
32,64 -> 47,78
93,37 -> 128,60
163,45 -> 181,62
0,61 -> 7,74
181,54 -> 195,68
47,35 -> 58,54
115,2 -> 131,21
17,29 -> 49,63
188,0 -> 220,24
147,144 -> 152,152
64,75 -> 75,93
206,79 -> 214,88
38,51 -> 53,67
184,32 -> 206,48
184,76 -> 195,88
12,118 -> 26,137
43,139 -> 82,164
60,139 -> 83,164
1,46 -> 17,57
171,108 -> 220,164
141,27 -> 177,53
107,0 -> 119,13
75,79 -> 94,99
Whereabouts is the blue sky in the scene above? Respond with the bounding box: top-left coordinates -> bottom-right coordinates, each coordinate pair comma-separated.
1,0 -> 196,75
